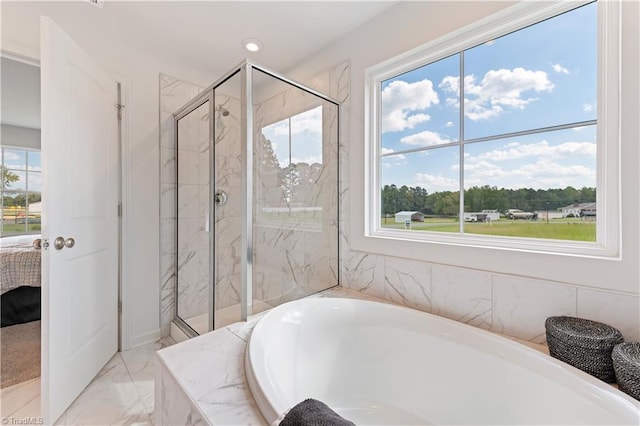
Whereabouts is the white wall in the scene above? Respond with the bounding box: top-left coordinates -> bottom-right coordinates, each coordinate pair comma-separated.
288,1 -> 640,296
1,1 -> 216,348
1,124 -> 40,150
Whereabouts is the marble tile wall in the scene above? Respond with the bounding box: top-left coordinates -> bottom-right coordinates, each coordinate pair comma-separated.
343,252 -> 640,344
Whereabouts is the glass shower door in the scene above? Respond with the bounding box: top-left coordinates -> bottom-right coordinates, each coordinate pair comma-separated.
176,98 -> 213,334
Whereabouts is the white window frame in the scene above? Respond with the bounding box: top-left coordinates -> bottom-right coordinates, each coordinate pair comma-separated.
365,0 -> 620,258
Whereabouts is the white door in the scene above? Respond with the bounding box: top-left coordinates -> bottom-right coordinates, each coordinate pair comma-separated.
40,17 -> 119,423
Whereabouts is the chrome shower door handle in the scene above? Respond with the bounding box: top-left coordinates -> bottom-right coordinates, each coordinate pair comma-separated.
215,190 -> 228,206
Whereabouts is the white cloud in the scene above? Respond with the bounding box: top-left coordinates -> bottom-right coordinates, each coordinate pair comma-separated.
382,79 -> 439,133
273,106 -> 322,136
445,121 -> 454,127
440,68 -> 554,121
413,173 -> 458,192
467,140 -> 596,164
464,160 -> 595,190
400,130 -> 451,147
291,155 -> 322,165
552,64 -> 570,74
462,140 -> 596,189
381,151 -> 407,169
582,103 -> 594,112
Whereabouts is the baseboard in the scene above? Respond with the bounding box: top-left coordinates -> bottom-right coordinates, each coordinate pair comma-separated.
161,324 -> 171,338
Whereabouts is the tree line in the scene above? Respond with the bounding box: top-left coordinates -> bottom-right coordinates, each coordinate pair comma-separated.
381,184 -> 596,217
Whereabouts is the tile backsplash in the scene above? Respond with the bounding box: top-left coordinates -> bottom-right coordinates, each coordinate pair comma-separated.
343,251 -> 640,344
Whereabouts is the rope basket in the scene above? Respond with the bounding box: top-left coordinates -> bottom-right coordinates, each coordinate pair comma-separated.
545,316 -> 624,383
612,342 -> 640,401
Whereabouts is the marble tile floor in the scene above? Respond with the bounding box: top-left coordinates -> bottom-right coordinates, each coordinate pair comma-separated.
1,337 -> 175,425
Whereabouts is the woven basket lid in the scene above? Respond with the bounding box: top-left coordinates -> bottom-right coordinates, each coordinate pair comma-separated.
613,342 -> 640,364
545,316 -> 624,349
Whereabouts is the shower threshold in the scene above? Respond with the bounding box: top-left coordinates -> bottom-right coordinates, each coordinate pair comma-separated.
181,299 -> 275,335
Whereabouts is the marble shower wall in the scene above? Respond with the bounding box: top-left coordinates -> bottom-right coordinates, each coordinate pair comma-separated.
159,74 -> 204,335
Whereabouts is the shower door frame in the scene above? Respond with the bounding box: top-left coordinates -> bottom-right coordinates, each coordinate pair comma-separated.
173,60 -> 341,337
173,90 -> 215,338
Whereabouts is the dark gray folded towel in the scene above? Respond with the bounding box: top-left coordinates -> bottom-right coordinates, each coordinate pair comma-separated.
280,398 -> 355,426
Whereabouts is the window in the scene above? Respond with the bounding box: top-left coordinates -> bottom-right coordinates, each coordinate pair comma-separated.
1,147 -> 42,236
367,1 -> 618,256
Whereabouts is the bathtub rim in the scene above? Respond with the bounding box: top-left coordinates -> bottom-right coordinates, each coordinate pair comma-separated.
245,296 -> 640,424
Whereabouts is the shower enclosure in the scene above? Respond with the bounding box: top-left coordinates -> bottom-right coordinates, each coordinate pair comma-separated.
173,61 -> 340,336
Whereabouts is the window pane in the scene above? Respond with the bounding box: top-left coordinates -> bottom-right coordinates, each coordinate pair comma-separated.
27,171 -> 42,192
27,193 -> 42,233
381,54 -> 459,153
1,193 -> 27,235
463,126 -> 596,241
381,147 -> 460,233
463,2 -> 597,140
4,170 -> 26,191
28,151 -> 42,171
2,149 -> 26,169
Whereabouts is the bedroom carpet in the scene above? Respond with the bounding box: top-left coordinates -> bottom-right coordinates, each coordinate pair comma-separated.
1,320 -> 40,388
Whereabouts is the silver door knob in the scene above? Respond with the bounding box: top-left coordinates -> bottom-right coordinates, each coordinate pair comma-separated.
33,239 -> 42,250
53,236 -> 76,250
54,237 -> 65,250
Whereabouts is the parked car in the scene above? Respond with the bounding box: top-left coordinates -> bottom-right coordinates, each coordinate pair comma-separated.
506,209 -> 534,220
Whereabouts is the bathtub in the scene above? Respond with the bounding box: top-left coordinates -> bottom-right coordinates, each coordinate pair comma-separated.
245,297 -> 640,425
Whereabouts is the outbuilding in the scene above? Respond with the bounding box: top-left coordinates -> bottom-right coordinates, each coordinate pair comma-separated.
394,211 -> 425,223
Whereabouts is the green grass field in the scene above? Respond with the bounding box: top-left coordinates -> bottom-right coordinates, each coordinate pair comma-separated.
382,218 -> 596,241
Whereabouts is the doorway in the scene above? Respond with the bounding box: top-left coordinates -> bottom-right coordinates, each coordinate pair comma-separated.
0,56 -> 43,394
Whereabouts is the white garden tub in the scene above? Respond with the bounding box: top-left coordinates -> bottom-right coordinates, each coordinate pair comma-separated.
245,297 -> 640,425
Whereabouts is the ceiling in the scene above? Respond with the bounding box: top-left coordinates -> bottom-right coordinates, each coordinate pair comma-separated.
1,1 -> 398,130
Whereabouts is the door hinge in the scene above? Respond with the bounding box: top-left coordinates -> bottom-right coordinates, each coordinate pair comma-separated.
118,301 -> 122,313
117,204 -> 122,217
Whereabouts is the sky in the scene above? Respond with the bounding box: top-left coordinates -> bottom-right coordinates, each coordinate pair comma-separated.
2,148 -> 42,192
380,2 -> 597,193
261,105 -> 326,167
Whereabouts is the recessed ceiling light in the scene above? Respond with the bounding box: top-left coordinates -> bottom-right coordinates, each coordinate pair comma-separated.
242,39 -> 262,53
